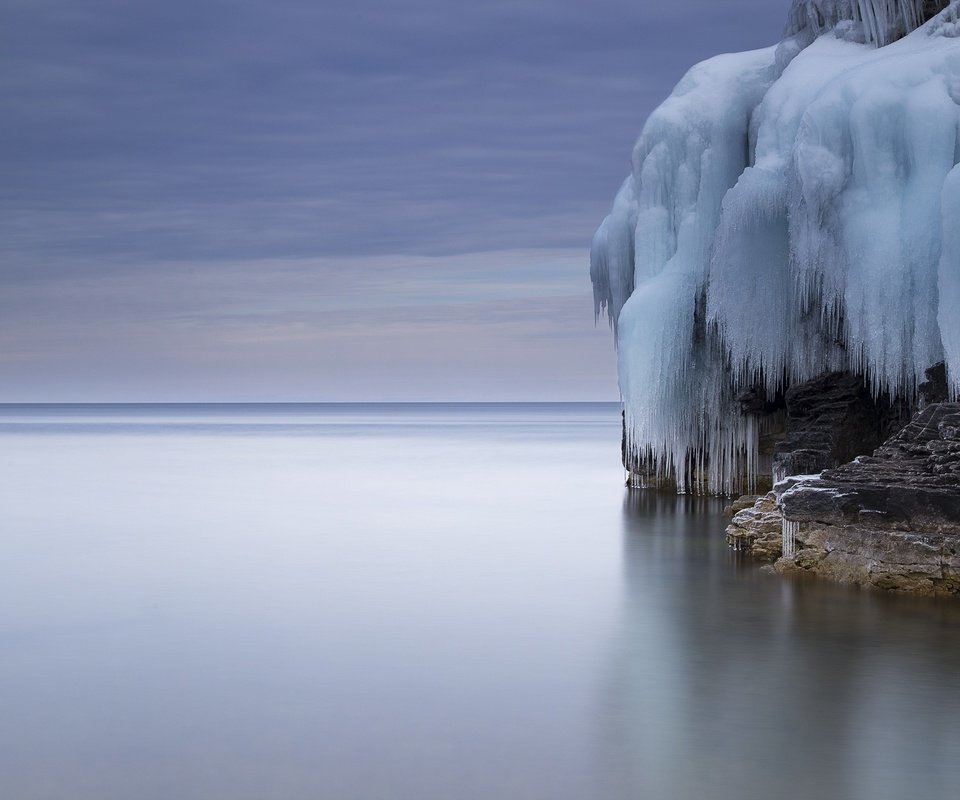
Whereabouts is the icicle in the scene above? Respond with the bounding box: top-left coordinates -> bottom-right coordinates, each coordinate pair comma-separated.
782,519 -> 799,558
786,0 -> 940,46
594,1 -> 960,495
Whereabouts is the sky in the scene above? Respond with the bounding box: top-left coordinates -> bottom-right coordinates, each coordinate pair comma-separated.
1,0 -> 786,401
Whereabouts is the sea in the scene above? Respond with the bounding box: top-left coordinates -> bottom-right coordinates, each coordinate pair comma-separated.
1,402 -> 958,799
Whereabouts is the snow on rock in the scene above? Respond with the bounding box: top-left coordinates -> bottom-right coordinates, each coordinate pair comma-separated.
592,0 -> 960,493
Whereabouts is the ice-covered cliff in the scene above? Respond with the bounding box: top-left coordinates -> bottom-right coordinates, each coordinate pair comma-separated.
592,0 -> 960,494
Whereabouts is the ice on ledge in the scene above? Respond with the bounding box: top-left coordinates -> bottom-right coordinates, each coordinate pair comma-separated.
591,0 -> 960,493
787,1 -> 936,46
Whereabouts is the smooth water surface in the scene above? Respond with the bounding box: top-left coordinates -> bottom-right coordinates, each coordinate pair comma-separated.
1,403 -> 959,799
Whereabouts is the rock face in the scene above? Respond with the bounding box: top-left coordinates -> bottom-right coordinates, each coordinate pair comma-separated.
625,369 -> 916,495
771,371 -> 907,481
775,402 -> 960,596
722,494 -> 760,517
725,493 -> 782,560
919,361 -> 949,406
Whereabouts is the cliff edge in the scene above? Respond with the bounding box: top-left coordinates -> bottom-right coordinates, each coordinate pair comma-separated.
772,403 -> 960,595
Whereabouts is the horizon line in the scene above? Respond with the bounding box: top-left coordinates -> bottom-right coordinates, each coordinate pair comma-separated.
0,399 -> 623,406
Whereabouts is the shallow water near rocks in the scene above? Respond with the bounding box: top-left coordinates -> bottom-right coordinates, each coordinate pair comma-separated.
1,403 -> 958,800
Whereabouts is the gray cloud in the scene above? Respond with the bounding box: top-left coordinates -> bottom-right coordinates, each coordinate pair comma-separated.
2,0 -> 787,262
0,0 -> 787,398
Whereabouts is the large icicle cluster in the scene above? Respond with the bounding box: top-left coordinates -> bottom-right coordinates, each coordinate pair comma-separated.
786,1 -> 943,46
592,0 -> 960,494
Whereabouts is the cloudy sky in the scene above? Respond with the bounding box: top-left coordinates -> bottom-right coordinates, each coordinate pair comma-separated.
2,0 -> 786,401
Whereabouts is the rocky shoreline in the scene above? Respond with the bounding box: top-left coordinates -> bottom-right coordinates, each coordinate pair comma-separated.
726,402 -> 960,596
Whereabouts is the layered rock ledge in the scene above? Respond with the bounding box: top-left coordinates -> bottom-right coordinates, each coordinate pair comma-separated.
725,493 -> 783,560
774,403 -> 960,595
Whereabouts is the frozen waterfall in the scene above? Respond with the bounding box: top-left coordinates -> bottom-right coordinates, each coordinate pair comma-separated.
591,0 -> 960,494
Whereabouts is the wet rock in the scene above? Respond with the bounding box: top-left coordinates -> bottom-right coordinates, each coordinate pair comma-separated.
775,403 -> 960,596
722,494 -> 761,517
725,492 -> 783,560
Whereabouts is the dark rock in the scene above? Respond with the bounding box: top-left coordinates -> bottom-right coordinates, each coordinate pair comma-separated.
924,1 -> 953,26
772,371 -> 907,481
626,367 -> 920,496
919,361 -> 949,405
776,403 -> 960,595
737,386 -> 783,417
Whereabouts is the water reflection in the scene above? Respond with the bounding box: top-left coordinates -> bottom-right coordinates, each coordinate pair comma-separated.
1,405 -> 958,799
599,490 -> 960,800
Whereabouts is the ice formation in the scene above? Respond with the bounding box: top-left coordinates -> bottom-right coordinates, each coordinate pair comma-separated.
786,1 -> 937,46
592,0 -> 960,494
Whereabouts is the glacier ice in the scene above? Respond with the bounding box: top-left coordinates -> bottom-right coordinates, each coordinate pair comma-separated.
592,0 -> 960,494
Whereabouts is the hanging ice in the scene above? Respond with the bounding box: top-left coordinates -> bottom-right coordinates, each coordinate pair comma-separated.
592,0 -> 960,494
786,1 -> 936,46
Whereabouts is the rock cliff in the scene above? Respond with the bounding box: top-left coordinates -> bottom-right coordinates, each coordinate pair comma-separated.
773,402 -> 960,595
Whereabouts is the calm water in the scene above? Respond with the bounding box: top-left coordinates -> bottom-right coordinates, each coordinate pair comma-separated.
1,403 -> 959,799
